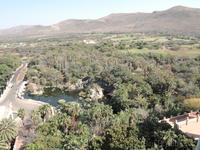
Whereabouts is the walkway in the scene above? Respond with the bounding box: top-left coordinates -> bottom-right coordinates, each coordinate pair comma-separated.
0,62 -> 42,119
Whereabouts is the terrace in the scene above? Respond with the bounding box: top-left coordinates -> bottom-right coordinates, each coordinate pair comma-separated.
159,110 -> 200,140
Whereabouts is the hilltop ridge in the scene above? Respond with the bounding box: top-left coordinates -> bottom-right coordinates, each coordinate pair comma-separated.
0,6 -> 200,40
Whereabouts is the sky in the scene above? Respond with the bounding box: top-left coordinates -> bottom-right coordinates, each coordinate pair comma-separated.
0,0 -> 200,29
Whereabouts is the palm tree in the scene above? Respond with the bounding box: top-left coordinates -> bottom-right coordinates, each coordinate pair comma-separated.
162,130 -> 177,148
0,140 -> 7,149
0,118 -> 18,148
60,102 -> 82,121
49,114 -> 59,129
60,102 -> 74,116
64,123 -> 91,150
93,107 -> 101,126
83,109 -> 92,127
59,113 -> 71,134
17,108 -> 26,126
75,122 -> 89,136
72,104 -> 83,122
39,104 -> 51,123
103,105 -> 113,122
29,109 -> 40,125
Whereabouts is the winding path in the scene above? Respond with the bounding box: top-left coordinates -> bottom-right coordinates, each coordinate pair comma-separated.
0,62 -> 41,116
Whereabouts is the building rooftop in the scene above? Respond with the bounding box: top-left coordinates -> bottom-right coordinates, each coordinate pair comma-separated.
159,111 -> 200,140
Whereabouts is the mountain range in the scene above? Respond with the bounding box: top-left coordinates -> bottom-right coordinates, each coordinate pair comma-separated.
1,6 -> 200,40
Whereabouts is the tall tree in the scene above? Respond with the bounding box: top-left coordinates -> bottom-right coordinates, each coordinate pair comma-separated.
0,118 -> 18,148
17,108 -> 26,126
39,104 -> 52,123
29,109 -> 40,125
59,114 -> 71,134
101,124 -> 146,150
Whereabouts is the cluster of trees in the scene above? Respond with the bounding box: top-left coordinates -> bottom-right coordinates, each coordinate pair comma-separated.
1,33 -> 200,149
12,103 -> 196,150
24,40 -> 200,114
0,54 -> 20,86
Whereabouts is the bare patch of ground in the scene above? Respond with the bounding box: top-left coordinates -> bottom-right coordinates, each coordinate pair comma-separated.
16,73 -> 25,83
21,64 -> 28,72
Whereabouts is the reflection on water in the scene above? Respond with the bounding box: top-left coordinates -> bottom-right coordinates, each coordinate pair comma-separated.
24,88 -> 82,107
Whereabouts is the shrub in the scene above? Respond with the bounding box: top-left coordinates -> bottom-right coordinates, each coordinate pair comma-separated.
64,75 -> 71,82
79,91 -> 86,98
27,84 -> 34,93
183,98 -> 200,111
71,77 -> 78,84
40,78 -> 47,85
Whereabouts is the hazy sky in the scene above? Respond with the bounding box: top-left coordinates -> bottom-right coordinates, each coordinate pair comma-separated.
0,0 -> 200,29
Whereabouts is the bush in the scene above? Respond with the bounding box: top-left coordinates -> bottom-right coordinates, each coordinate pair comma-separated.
27,84 -> 34,93
183,98 -> 200,111
40,78 -> 47,85
79,91 -> 86,98
33,78 -> 40,84
64,75 -> 71,82
24,143 -> 45,150
71,77 -> 78,84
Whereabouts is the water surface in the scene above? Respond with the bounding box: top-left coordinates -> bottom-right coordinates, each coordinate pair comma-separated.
24,88 -> 82,107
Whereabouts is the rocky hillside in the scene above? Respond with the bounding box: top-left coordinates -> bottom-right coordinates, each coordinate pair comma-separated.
0,6 -> 200,39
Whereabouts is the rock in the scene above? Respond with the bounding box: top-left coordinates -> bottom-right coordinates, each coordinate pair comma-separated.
58,99 -> 66,105
68,84 -> 76,91
68,79 -> 83,90
85,98 -> 91,102
83,102 -> 87,107
75,79 -> 84,89
82,77 -> 90,86
87,104 -> 91,108
89,84 -> 104,102
79,97 -> 83,100
79,91 -> 86,98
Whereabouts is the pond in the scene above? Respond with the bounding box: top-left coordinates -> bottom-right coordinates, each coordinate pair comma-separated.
24,88 -> 83,107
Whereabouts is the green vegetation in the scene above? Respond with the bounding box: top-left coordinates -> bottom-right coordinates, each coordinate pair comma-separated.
121,50 -> 167,54
183,98 -> 200,111
0,54 -> 20,86
29,109 -> 40,125
18,108 -> 26,126
0,118 -> 18,149
39,104 -> 52,123
15,102 -> 197,150
185,51 -> 200,54
1,33 -> 200,149
0,140 -> 7,149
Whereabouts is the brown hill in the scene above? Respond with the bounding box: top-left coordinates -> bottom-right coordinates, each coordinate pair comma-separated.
1,6 -> 200,40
